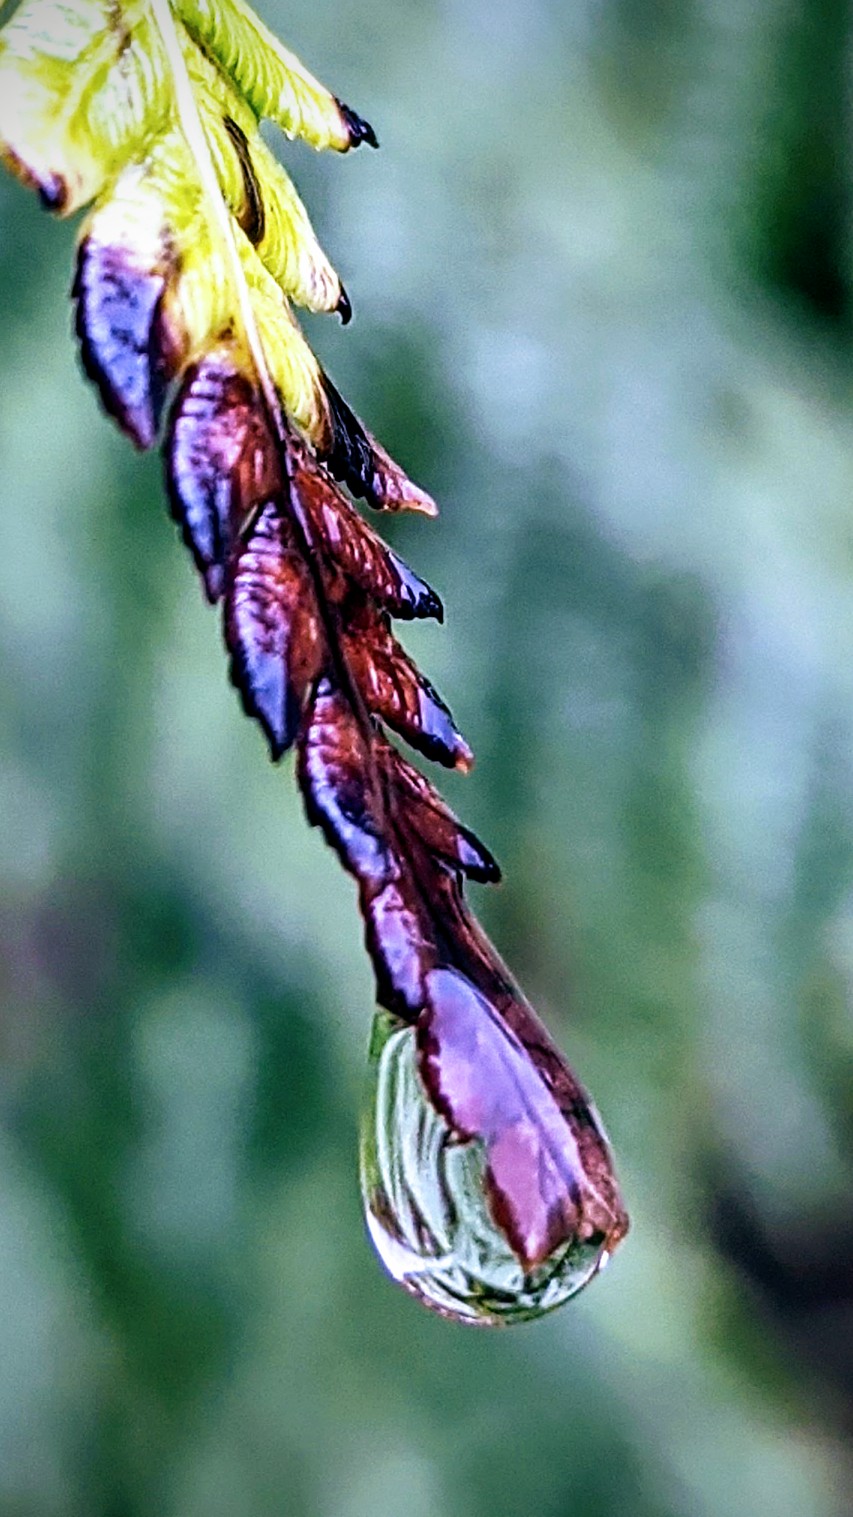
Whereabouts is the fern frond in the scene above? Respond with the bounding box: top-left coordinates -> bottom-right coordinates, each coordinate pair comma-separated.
0,0 -> 628,1324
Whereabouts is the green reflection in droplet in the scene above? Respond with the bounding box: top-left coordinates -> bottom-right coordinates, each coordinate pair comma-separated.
360,1010 -> 614,1325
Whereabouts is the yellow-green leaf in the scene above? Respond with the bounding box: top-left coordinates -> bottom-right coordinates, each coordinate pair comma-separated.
0,0 -> 168,212
0,0 -> 433,510
177,0 -> 377,151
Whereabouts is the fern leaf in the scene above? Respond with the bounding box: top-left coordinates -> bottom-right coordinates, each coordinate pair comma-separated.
0,0 -> 628,1324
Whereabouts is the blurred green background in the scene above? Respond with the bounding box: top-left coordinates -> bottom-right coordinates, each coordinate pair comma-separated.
1,0 -> 852,1513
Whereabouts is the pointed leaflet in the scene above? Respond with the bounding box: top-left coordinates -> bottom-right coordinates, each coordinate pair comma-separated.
167,357 -> 441,615
341,599 -> 473,771
0,0 -> 628,1316
386,743 -> 499,882
226,499 -> 324,756
167,343 -> 278,599
177,0 -> 378,151
73,159 -> 180,449
289,439 -> 442,620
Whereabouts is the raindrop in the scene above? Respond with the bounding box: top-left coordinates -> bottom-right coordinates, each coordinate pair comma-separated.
360,969 -> 628,1325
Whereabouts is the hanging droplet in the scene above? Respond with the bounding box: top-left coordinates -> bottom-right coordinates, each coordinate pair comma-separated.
360,968 -> 629,1325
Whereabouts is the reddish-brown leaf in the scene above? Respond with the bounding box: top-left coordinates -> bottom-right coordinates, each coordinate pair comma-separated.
168,349 -> 279,600
343,602 -> 473,770
385,743 -> 500,883
298,682 -> 435,1015
289,440 -> 442,621
226,500 -> 324,757
322,378 -> 437,516
298,679 -> 390,882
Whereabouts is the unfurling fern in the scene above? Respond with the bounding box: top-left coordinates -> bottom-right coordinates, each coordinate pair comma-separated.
0,0 -> 628,1323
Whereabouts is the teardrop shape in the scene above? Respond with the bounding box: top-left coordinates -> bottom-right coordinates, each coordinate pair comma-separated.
360,999 -> 628,1325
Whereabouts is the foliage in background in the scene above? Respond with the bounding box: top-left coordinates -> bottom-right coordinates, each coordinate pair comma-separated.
0,0 -> 851,1513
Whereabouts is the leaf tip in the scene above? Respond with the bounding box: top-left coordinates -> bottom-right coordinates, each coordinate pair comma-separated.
460,835 -> 502,883
403,486 -> 439,519
418,583 -> 444,622
337,285 -> 353,325
336,99 -> 379,149
0,144 -> 70,214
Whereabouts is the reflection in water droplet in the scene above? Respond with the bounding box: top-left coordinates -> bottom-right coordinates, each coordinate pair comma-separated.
360,1008 -> 626,1325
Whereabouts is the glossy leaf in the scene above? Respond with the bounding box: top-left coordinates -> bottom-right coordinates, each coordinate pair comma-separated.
290,440 -> 442,621
226,500 -> 323,757
341,600 -> 473,771
167,346 -> 278,598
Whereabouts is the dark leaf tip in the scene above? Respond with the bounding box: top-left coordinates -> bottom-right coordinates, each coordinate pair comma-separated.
336,98 -> 379,149
337,285 -> 353,325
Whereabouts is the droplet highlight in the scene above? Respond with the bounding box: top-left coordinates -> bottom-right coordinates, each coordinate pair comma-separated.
360,981 -> 628,1326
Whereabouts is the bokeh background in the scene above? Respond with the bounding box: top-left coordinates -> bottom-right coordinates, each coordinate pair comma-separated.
1,0 -> 852,1512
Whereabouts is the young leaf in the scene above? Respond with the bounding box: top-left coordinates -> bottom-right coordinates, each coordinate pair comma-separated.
0,0 -> 628,1324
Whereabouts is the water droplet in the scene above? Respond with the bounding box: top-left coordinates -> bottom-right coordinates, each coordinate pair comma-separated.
360,971 -> 628,1325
